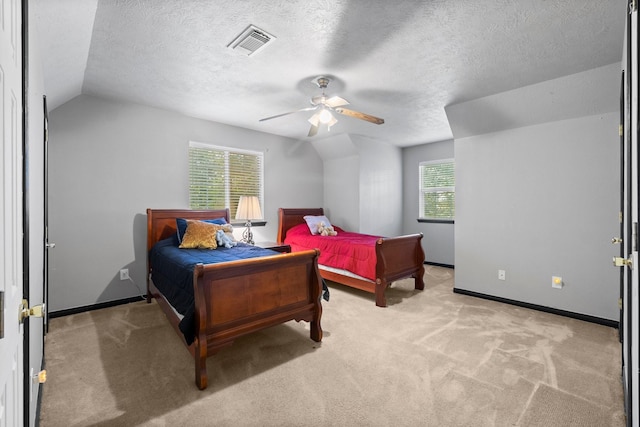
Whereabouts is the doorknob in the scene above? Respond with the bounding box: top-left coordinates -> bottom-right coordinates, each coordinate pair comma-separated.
612,237 -> 623,244
613,257 -> 633,268
19,300 -> 45,324
45,242 -> 55,249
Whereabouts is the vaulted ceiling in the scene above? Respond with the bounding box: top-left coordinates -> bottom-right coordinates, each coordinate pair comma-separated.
31,0 -> 625,147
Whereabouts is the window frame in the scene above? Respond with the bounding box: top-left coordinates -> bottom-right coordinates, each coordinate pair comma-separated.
188,141 -> 265,223
418,158 -> 455,223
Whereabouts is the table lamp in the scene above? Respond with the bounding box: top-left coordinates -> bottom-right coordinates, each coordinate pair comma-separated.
235,195 -> 262,245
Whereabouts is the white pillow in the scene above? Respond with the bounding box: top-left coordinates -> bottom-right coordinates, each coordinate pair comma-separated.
303,215 -> 332,235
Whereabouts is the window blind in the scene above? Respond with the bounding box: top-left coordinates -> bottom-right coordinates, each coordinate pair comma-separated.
419,160 -> 455,220
189,142 -> 264,219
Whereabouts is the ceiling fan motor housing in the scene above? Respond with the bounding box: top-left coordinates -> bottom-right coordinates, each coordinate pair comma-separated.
314,76 -> 330,89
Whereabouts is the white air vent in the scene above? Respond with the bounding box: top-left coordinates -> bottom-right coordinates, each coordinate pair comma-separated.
228,25 -> 276,56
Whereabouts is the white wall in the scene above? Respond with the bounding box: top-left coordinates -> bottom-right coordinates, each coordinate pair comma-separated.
402,139 -> 455,266
324,155 -> 359,231
313,134 -> 403,236
48,95 -> 324,312
353,135 -> 403,237
454,113 -> 620,320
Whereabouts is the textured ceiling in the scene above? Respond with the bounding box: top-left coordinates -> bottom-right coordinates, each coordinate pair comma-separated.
32,0 -> 626,147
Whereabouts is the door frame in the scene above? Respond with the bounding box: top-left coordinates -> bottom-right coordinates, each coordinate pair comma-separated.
21,1 -> 31,423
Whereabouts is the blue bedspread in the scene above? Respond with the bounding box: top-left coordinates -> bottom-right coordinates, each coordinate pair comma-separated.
149,236 -> 329,344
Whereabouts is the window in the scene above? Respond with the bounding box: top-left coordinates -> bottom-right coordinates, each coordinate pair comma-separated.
419,159 -> 454,221
189,141 -> 264,220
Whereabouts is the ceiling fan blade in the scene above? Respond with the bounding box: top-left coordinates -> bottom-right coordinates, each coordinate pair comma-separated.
327,115 -> 338,129
259,106 -> 316,122
325,96 -> 349,108
335,107 -> 384,125
308,124 -> 319,137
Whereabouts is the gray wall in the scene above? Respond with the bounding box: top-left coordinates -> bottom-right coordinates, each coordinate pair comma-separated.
454,113 -> 620,320
447,63 -> 621,321
48,95 -> 324,312
402,139 -> 455,266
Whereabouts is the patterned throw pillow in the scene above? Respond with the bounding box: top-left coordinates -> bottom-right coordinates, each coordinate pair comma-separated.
176,217 -> 227,243
179,220 -> 220,249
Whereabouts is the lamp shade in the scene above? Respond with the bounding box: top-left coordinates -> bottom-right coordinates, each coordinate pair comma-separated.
236,196 -> 262,220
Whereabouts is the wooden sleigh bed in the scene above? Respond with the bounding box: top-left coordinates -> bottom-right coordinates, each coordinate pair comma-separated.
277,208 -> 425,307
146,208 -> 323,390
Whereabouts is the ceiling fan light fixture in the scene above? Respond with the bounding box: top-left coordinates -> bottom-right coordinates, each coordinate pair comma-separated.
318,109 -> 334,124
327,115 -> 338,130
308,112 -> 320,126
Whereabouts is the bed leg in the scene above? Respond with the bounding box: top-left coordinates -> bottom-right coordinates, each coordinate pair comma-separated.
195,354 -> 208,390
415,265 -> 425,291
375,279 -> 387,307
194,336 -> 208,390
310,315 -> 323,342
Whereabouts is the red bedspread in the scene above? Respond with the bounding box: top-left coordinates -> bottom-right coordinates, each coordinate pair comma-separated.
284,223 -> 381,281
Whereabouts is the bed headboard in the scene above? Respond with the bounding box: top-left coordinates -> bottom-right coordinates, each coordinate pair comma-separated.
277,208 -> 324,243
146,208 -> 231,252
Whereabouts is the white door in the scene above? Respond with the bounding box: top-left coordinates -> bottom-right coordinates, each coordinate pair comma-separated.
631,6 -> 640,424
0,0 -> 24,426
622,3 -> 640,426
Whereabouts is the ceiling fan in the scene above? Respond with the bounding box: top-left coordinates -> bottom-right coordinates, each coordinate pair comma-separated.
259,76 -> 385,137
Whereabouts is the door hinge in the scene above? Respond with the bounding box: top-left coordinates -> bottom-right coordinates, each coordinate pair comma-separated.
620,124 -> 624,136
613,256 -> 634,269
32,370 -> 47,384
618,298 -> 623,309
631,0 -> 637,13
19,300 -> 46,324
0,291 -> 3,339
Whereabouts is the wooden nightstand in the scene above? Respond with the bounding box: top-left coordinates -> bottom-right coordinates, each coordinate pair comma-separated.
254,241 -> 291,253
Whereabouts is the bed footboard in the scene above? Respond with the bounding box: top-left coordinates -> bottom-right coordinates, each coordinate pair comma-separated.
374,233 -> 425,307
277,207 -> 425,308
192,249 -> 322,390
314,233 -> 424,307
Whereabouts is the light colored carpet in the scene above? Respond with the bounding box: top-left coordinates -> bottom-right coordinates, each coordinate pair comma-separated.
39,266 -> 626,426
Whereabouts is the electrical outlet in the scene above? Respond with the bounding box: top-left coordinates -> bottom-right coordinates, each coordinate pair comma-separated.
119,269 -> 129,281
552,276 -> 563,289
498,270 -> 506,281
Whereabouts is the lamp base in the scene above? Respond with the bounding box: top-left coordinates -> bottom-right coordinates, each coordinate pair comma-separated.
241,221 -> 254,245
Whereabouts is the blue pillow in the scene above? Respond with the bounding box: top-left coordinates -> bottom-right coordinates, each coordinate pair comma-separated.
176,217 -> 227,243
